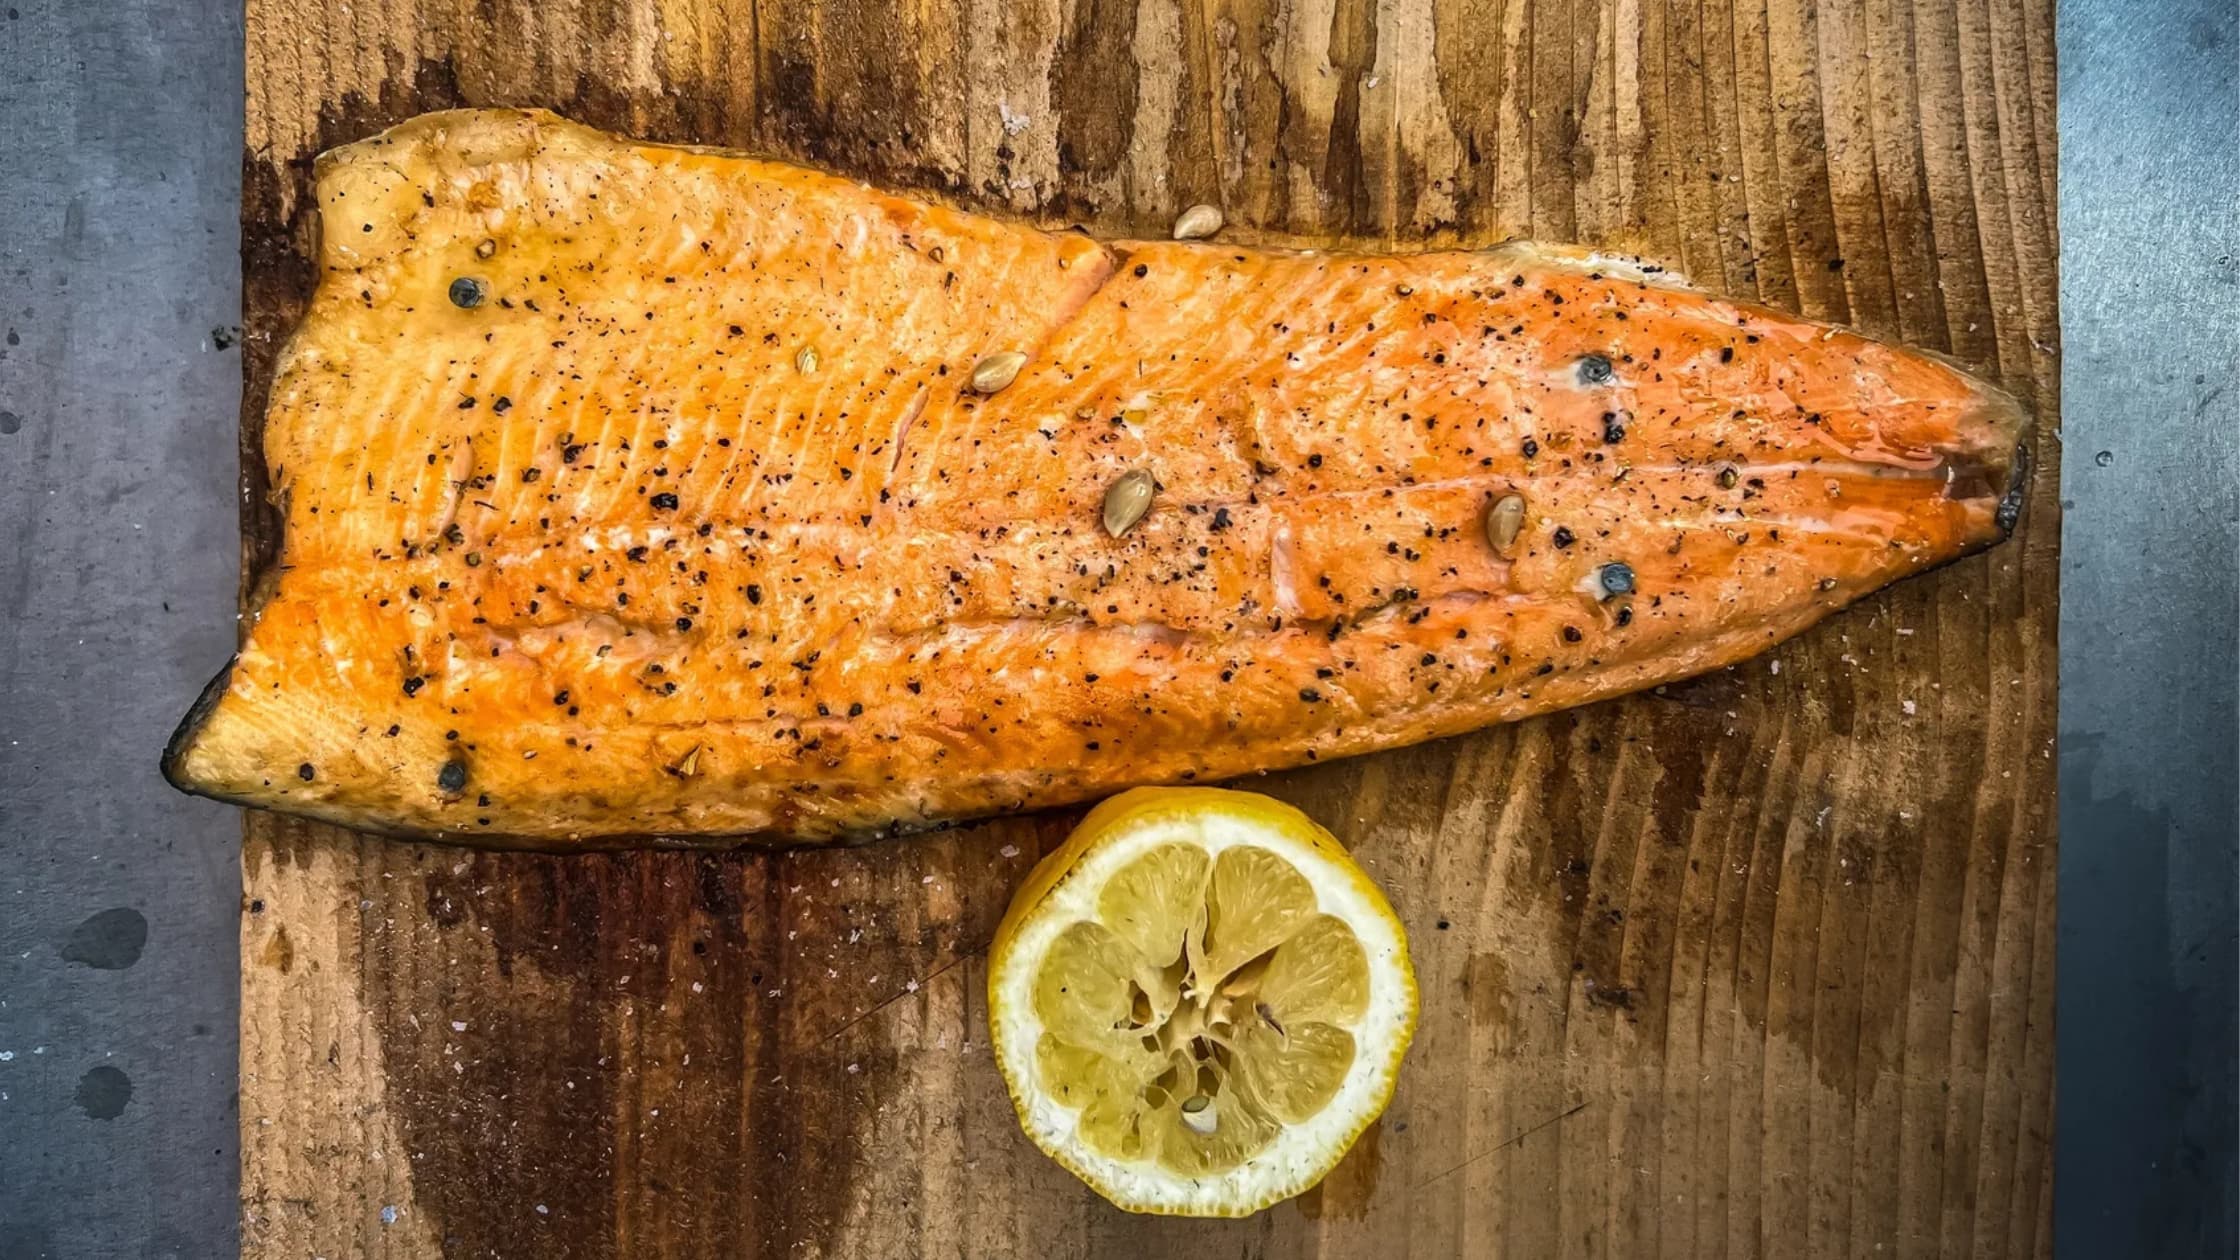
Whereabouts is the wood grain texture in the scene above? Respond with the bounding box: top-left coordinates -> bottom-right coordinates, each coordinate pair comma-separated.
236,1 -> 2058,1256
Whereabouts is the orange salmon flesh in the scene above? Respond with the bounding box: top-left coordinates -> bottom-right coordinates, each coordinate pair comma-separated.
165,109 -> 2028,846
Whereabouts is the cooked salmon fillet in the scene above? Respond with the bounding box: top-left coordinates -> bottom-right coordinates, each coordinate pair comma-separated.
165,109 -> 2028,846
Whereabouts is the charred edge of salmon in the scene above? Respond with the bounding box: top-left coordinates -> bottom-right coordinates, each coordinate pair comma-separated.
1896,340 -> 2034,539
154,750 -> 959,852
160,658 -> 240,802
1967,384 -> 2033,539
1942,438 -> 2031,539
1997,440 -> 2032,536
160,551 -> 295,804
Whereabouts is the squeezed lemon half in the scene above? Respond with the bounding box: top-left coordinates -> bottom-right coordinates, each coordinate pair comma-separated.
988,787 -> 1418,1216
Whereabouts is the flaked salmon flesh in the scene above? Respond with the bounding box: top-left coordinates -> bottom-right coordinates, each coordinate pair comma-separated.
165,109 -> 2028,846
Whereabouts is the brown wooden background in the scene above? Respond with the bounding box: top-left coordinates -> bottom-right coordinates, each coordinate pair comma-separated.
238,0 -> 2058,1255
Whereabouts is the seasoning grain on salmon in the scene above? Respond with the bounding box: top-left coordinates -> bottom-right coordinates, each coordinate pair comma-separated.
163,110 -> 2029,846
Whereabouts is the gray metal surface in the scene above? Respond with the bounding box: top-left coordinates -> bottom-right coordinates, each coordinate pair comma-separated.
2057,0 -> 2240,1255
0,1 -> 245,1257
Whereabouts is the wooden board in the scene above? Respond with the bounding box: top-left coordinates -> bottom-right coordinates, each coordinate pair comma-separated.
237,1 -> 2059,1255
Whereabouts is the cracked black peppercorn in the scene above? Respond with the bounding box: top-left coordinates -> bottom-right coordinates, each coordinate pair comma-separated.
448,276 -> 487,309
436,758 -> 468,793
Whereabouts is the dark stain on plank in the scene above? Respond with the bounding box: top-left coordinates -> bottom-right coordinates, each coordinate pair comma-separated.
368,849 -> 880,1259
1053,0 -> 1140,181
1321,0 -> 1379,234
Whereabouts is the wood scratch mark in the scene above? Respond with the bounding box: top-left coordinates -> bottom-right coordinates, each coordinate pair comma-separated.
813,944 -> 986,1047
1414,1099 -> 1589,1186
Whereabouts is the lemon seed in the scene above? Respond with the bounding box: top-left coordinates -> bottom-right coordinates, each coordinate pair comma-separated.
1172,204 -> 1224,241
969,350 -> 1028,394
1180,1095 -> 1217,1133
796,346 -> 819,374
1486,494 -> 1526,555
1103,469 -> 1156,537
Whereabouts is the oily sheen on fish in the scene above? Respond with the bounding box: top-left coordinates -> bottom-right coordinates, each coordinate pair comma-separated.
164,110 -> 2027,846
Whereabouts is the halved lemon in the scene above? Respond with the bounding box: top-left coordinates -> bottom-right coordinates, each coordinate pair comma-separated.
988,787 -> 1417,1216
